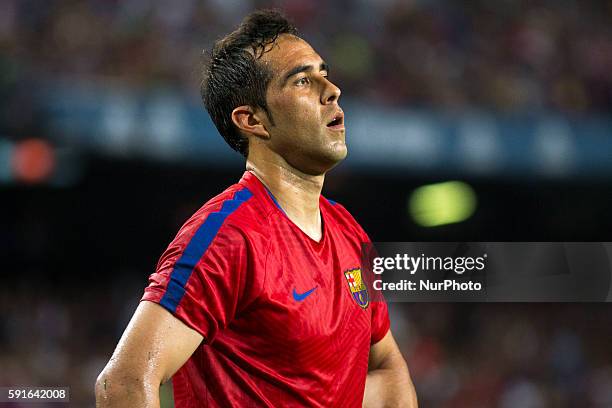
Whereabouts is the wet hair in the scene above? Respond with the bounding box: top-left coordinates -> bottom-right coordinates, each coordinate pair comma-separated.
200,10 -> 298,157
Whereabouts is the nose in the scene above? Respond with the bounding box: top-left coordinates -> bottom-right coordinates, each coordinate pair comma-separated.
321,78 -> 341,105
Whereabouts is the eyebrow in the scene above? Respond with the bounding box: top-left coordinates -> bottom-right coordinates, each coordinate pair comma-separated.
282,62 -> 329,86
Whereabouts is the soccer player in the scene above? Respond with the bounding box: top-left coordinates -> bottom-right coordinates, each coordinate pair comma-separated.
95,10 -> 417,408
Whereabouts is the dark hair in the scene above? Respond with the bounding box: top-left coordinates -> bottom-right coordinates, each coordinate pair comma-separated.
200,10 -> 298,157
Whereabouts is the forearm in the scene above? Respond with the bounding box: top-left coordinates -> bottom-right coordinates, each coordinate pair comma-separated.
95,373 -> 160,408
363,366 -> 417,408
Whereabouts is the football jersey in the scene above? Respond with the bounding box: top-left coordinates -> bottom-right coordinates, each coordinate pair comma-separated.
142,171 -> 390,407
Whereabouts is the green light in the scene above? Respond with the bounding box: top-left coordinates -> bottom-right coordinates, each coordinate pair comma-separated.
409,181 -> 477,227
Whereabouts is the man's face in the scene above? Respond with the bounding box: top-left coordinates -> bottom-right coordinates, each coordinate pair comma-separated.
258,35 -> 346,175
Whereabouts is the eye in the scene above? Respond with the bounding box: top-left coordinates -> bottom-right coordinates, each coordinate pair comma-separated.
295,77 -> 310,86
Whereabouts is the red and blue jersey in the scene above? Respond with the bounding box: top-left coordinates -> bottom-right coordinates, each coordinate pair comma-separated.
142,171 -> 390,407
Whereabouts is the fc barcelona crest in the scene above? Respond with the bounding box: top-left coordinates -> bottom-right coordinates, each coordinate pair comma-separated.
344,268 -> 369,309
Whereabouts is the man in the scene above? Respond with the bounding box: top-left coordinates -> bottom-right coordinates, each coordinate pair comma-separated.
96,10 -> 417,408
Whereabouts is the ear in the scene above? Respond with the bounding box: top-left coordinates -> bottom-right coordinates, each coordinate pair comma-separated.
231,105 -> 270,140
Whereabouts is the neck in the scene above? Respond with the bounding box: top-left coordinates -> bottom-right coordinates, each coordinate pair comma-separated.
246,157 -> 325,241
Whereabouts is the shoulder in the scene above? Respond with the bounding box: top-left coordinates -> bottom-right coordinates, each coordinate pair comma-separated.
321,196 -> 370,242
169,183 -> 270,253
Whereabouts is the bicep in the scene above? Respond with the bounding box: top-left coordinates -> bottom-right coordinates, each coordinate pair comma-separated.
103,300 -> 203,385
365,330 -> 418,407
368,329 -> 406,371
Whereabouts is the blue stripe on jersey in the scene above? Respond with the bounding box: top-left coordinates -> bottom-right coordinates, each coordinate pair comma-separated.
327,198 -> 337,206
160,187 -> 253,313
264,186 -> 287,215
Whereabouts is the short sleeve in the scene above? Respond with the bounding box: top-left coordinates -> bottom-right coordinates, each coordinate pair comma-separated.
370,299 -> 390,344
142,220 -> 251,343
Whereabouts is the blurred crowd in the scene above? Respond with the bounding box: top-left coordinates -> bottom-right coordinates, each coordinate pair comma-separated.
1,0 -> 612,113
2,285 -> 612,407
2,1 -> 612,407
392,303 -> 612,407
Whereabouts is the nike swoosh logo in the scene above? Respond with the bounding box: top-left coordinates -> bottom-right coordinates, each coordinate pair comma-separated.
292,286 -> 318,302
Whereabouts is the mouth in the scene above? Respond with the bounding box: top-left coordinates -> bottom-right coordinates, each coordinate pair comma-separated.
326,111 -> 345,131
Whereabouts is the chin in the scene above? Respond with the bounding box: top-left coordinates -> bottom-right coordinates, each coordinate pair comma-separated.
285,141 -> 348,175
290,149 -> 346,175
320,144 -> 348,172
330,141 -> 348,161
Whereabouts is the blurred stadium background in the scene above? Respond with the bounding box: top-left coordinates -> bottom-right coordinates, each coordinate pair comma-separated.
2,0 -> 612,406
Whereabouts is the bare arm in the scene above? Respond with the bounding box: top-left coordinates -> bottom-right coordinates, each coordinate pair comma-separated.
363,330 -> 418,408
95,301 -> 203,407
